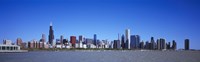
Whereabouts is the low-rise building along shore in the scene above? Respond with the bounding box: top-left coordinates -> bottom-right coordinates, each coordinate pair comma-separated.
0,44 -> 28,53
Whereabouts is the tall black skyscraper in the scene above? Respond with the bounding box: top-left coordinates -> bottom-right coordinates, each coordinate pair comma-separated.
150,37 -> 155,50
172,40 -> 177,50
185,39 -> 190,50
121,35 -> 125,49
48,22 -> 54,45
94,34 -> 97,46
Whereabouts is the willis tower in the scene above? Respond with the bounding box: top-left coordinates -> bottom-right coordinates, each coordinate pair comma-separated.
48,22 -> 54,45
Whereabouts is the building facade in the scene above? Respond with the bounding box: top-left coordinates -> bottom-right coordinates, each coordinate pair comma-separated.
70,36 -> 76,48
130,35 -> 140,49
125,29 -> 130,49
48,22 -> 54,45
185,39 -> 190,50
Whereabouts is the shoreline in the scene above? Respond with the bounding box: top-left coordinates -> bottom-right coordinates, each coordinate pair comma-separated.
22,48 -> 200,52
0,50 -> 28,53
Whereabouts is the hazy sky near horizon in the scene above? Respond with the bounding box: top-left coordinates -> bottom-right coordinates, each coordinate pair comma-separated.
0,0 -> 200,49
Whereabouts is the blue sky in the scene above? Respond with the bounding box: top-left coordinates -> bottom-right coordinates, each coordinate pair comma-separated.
0,0 -> 200,49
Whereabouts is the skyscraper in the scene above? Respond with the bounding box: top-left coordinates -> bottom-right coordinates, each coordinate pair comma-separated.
139,41 -> 144,49
60,35 -> 64,48
70,36 -> 76,48
42,34 -> 46,43
121,35 -> 125,49
79,35 -> 84,48
130,35 -> 140,49
113,40 -> 120,49
130,35 -> 135,49
113,40 -> 117,49
157,39 -> 160,50
185,39 -> 190,50
125,29 -> 130,49
136,35 -> 140,48
172,40 -> 177,50
167,42 -> 171,49
118,33 -> 120,41
39,34 -> 46,48
63,39 -> 68,45
85,38 -> 93,45
17,38 -> 27,49
16,38 -> 23,46
145,41 -> 150,49
150,37 -> 155,50
94,34 -> 97,46
48,22 -> 54,45
160,38 -> 166,50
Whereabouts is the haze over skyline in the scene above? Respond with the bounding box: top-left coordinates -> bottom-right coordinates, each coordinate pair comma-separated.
0,0 -> 200,49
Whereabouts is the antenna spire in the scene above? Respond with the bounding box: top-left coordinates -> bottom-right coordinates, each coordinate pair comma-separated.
50,22 -> 52,26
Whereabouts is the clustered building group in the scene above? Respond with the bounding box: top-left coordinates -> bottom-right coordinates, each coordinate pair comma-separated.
1,22 -> 190,50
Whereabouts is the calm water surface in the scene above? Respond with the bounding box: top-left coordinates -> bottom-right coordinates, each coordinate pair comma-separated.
0,50 -> 200,62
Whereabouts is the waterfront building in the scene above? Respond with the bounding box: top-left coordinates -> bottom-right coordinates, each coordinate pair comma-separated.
116,40 -> 121,49
94,34 -> 97,47
63,39 -> 68,45
110,41 -> 113,48
87,44 -> 96,48
98,40 -> 104,48
130,35 -> 135,49
83,44 -> 87,48
42,34 -> 46,43
16,38 -> 24,49
0,44 -> 26,52
130,35 -> 140,49
44,42 -> 49,49
157,39 -> 160,50
16,38 -> 22,46
70,36 -> 76,48
145,41 -> 150,49
125,29 -> 130,49
39,34 -> 46,48
85,38 -> 93,45
113,40 -> 120,49
167,42 -> 171,49
139,41 -> 144,49
0,44 -> 20,50
75,43 -> 79,48
21,42 -> 27,49
36,41 -> 40,48
39,42 -> 43,48
60,35 -> 64,48
102,40 -> 109,48
27,40 -> 38,48
185,39 -> 190,50
56,39 -> 61,45
28,42 -> 32,48
121,35 -> 125,49
41,34 -> 46,45
79,35 -> 84,48
48,22 -> 54,46
150,37 -> 155,50
172,40 -> 177,50
159,38 -> 166,50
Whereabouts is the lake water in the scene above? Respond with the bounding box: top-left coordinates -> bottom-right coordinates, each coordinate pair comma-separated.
0,50 -> 200,62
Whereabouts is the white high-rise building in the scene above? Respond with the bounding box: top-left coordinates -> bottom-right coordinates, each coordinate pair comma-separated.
79,35 -> 84,48
125,29 -> 130,49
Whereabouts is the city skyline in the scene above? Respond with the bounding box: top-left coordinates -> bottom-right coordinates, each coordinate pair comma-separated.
0,0 -> 200,49
0,22 -> 189,50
